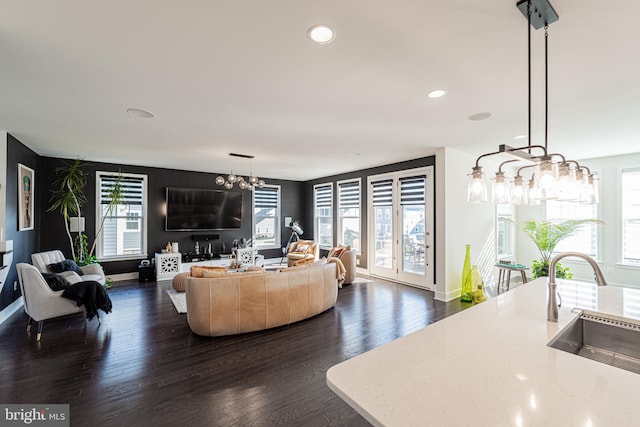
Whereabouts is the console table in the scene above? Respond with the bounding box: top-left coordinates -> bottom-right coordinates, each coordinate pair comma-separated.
155,252 -> 237,280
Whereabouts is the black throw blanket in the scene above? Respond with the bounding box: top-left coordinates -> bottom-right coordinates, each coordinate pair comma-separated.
62,281 -> 113,321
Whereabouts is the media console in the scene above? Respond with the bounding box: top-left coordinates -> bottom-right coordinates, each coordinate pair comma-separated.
155,252 -> 234,281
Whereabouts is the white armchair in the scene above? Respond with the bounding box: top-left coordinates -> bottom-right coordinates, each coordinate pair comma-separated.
287,240 -> 319,267
31,250 -> 105,285
16,263 -> 87,341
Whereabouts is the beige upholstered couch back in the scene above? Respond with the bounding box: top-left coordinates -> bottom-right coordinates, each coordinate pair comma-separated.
185,262 -> 338,336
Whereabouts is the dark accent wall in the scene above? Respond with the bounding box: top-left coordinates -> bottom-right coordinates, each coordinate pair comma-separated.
38,158 -> 305,275
1,135 -> 40,311
304,156 -> 436,270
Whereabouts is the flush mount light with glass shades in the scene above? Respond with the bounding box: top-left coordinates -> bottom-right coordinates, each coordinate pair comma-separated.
215,153 -> 265,191
467,0 -> 599,206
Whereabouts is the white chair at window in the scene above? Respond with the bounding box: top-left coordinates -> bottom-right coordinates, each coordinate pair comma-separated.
234,247 -> 265,267
16,263 -> 87,341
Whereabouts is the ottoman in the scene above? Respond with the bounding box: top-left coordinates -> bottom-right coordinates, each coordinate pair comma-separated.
172,272 -> 189,292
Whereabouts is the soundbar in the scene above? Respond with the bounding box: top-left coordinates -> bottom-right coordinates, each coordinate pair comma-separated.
192,234 -> 220,241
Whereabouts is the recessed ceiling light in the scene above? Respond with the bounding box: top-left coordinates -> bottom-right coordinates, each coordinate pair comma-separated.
514,134 -> 528,140
468,112 -> 493,121
127,108 -> 154,119
427,90 -> 447,98
307,25 -> 335,44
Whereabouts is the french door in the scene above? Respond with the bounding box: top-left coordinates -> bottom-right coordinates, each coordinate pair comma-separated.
368,167 -> 434,289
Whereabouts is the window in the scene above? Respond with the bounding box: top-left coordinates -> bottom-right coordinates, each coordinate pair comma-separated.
622,168 -> 640,265
96,172 -> 147,260
125,212 -> 140,231
400,176 -> 426,275
253,185 -> 281,248
314,183 -> 333,248
338,179 -> 361,252
496,204 -> 515,259
546,200 -> 598,258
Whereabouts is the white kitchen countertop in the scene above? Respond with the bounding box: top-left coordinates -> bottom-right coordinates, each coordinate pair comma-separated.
327,278 -> 640,426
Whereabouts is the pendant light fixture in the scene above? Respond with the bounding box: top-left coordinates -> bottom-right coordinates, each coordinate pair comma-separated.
467,0 -> 599,206
216,153 -> 266,191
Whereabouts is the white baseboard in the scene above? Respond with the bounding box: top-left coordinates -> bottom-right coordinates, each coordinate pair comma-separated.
0,296 -> 24,326
434,289 -> 460,302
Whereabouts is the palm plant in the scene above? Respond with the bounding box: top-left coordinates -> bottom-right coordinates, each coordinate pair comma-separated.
515,219 -> 603,279
48,158 -> 87,260
49,158 -> 124,264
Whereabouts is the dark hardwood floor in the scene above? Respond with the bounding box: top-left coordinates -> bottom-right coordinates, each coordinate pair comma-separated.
0,277 -> 468,426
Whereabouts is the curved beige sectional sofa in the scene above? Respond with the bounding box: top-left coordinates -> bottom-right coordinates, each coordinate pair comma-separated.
185,262 -> 338,337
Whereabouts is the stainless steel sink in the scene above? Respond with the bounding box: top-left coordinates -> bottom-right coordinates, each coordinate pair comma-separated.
548,311 -> 640,375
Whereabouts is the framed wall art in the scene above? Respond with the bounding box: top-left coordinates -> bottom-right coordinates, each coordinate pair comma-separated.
18,163 -> 34,231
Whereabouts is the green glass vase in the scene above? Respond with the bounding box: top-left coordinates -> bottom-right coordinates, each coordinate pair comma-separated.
460,245 -> 473,302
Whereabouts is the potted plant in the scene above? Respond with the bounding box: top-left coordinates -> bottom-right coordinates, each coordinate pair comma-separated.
48,158 -> 87,261
48,158 -> 124,266
514,219 -> 603,279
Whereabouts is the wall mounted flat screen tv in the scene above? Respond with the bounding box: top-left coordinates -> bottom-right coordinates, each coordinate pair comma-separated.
165,187 -> 243,231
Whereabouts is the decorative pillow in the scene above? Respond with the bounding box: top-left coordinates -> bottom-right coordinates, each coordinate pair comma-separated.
327,246 -> 344,258
48,259 -> 84,276
41,272 -> 71,291
190,266 -> 228,277
201,270 -> 230,278
293,243 -> 310,254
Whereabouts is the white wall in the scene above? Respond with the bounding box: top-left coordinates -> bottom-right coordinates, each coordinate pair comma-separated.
516,153 -> 640,288
434,147 -> 497,301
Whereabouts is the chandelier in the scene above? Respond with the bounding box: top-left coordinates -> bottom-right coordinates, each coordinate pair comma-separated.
467,0 -> 599,206
215,153 -> 266,191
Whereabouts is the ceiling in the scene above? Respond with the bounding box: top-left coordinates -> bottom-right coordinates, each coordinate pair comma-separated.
1,1 -> 639,182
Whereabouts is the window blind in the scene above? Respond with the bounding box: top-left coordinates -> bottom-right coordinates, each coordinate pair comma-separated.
372,179 -> 393,206
315,184 -> 333,208
100,174 -> 144,205
339,180 -> 360,209
400,176 -> 425,206
254,186 -> 279,209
